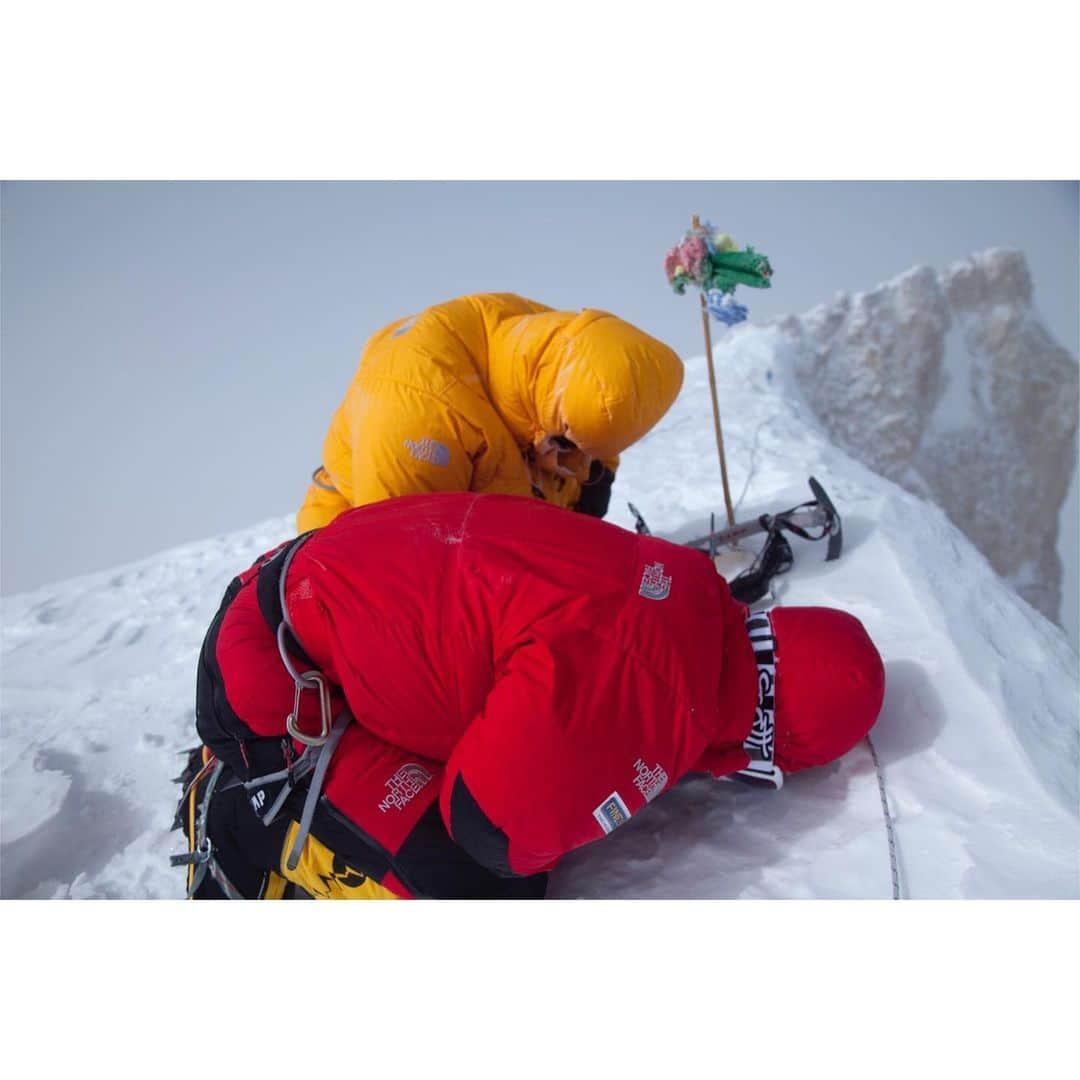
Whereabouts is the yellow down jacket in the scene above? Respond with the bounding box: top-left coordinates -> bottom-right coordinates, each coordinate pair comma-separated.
297,293 -> 684,532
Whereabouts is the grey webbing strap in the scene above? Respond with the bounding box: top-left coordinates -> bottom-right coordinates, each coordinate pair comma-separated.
274,533 -> 335,748
185,760 -> 227,898
276,623 -> 309,685
278,532 -> 313,639
272,530 -> 316,685
256,751 -> 318,827
285,711 -> 351,872
311,466 -> 338,493
207,858 -> 247,901
273,531 -> 351,871
185,859 -> 210,899
241,757 -> 310,790
174,831 -> 212,892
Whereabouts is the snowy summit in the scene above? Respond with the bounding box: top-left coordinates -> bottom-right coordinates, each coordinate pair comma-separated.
2,274 -> 1077,899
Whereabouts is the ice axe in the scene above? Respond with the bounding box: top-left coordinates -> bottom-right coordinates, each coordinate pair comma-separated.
628,477 -> 842,603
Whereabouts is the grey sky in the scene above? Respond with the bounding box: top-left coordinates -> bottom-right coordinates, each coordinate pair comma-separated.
3,181 -> 1077,620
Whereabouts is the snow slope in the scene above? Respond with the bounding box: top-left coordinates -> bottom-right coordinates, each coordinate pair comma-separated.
2,325 -> 1077,899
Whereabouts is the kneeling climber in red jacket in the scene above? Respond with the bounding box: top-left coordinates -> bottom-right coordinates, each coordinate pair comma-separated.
173,492 -> 886,899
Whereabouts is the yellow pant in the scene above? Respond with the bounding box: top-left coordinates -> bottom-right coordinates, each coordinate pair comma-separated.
276,822 -> 400,900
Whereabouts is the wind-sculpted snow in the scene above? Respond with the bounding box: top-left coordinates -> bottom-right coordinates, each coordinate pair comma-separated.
1,523 -> 290,898
2,328 -> 1077,898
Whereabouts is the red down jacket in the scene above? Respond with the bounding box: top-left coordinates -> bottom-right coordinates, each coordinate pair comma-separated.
213,492 -> 760,883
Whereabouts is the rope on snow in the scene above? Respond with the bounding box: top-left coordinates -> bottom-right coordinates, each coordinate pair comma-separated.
761,583 -> 901,900
866,733 -> 902,900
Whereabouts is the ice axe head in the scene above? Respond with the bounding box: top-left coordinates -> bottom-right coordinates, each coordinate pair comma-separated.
808,476 -> 843,561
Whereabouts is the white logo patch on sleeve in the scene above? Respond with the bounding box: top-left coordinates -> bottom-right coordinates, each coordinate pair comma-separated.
593,791 -> 631,834
404,437 -> 451,467
638,562 -> 672,600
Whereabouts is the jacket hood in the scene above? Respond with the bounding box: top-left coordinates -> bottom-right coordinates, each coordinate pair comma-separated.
769,606 -> 886,773
487,305 -> 684,463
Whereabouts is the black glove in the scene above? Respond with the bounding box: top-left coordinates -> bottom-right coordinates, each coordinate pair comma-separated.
574,460 -> 615,519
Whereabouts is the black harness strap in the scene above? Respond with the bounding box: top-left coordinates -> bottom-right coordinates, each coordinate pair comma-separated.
256,531 -> 317,667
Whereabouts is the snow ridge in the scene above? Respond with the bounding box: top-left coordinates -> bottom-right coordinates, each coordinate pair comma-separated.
2,308 -> 1077,899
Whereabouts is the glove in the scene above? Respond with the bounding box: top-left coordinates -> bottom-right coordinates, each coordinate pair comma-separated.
574,460 -> 615,519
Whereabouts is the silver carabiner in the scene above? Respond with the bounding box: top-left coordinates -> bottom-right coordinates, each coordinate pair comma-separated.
286,671 -> 333,747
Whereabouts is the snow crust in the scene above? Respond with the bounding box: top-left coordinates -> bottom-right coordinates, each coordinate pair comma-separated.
2,324 -> 1077,899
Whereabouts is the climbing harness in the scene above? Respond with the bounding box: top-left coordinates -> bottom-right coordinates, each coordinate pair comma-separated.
170,756 -> 246,900
172,530 -> 352,897
866,734 -> 902,900
271,533 -> 335,749
284,712 -> 349,871
253,532 -> 352,866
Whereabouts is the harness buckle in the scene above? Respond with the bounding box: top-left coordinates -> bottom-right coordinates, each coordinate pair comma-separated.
171,836 -> 212,868
286,672 -> 333,746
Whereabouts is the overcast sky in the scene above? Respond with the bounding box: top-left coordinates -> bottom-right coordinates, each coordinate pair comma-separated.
3,181 -> 1077,637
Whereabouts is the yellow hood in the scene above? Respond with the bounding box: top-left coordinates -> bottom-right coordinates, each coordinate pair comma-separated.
297,293 -> 685,531
486,304 -> 684,463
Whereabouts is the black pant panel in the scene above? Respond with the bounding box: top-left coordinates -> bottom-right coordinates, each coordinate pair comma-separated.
193,780 -> 293,899
395,803 -> 548,900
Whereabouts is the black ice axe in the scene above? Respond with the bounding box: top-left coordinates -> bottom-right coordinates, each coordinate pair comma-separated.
627,476 -> 843,603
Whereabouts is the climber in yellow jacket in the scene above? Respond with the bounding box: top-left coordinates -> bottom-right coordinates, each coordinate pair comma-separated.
297,293 -> 684,531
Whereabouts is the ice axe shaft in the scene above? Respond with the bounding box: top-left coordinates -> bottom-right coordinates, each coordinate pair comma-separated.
630,477 -> 843,561
689,477 -> 842,561
687,508 -> 828,550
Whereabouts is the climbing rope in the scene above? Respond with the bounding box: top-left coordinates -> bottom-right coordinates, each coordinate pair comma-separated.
866,734 -> 901,900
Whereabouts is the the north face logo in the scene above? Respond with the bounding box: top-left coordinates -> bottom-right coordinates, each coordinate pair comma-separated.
632,758 -> 668,803
404,438 -> 451,467
377,763 -> 433,813
639,562 -> 672,600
